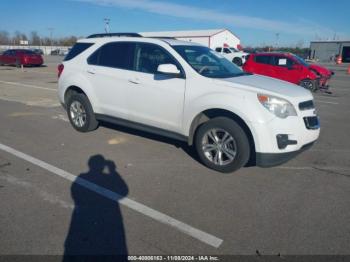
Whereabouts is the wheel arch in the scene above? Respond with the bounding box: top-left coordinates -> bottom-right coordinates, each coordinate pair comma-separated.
64,85 -> 87,105
188,108 -> 256,165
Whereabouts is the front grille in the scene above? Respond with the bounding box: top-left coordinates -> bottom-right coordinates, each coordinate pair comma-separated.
299,100 -> 315,111
304,116 -> 319,130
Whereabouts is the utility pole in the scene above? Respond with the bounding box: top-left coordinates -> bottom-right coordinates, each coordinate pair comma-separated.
333,31 -> 337,40
275,33 -> 280,49
104,18 -> 111,33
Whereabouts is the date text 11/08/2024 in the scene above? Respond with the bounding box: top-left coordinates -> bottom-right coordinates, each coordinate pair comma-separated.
127,255 -> 219,261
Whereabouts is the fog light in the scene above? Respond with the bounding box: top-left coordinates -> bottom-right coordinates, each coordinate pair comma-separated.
277,134 -> 297,149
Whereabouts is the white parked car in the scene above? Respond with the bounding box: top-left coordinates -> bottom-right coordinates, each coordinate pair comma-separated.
215,47 -> 248,66
58,34 -> 320,173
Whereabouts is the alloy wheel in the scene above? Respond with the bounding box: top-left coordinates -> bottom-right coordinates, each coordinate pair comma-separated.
201,128 -> 237,166
70,101 -> 87,128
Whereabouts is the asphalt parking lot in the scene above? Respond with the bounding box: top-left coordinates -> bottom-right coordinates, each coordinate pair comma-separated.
0,56 -> 349,257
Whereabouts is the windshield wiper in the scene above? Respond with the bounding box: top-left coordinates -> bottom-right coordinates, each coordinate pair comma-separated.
231,72 -> 252,77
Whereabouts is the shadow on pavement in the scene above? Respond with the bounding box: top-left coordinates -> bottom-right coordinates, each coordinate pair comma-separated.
100,121 -> 256,168
100,121 -> 200,163
63,154 -> 128,261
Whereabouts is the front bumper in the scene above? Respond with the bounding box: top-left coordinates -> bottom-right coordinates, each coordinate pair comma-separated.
251,113 -> 320,154
249,103 -> 320,167
318,75 -> 332,89
256,141 -> 314,167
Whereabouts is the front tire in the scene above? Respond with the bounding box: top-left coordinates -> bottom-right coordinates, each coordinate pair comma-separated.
233,57 -> 243,66
195,117 -> 250,173
66,93 -> 99,132
300,79 -> 317,92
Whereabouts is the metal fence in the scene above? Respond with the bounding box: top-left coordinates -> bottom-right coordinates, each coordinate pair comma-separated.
0,45 -> 71,55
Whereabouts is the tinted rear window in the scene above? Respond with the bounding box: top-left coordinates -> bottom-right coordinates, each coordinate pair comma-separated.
87,42 -> 135,70
64,43 -> 93,61
254,55 -> 272,64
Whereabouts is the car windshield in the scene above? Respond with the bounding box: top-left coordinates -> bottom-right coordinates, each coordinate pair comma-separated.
293,55 -> 309,67
173,45 -> 245,78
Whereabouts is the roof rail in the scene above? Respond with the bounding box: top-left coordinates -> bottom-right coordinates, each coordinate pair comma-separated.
87,33 -> 142,38
144,36 -> 176,39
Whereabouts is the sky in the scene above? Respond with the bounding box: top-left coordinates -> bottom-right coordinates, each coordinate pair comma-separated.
1,0 -> 349,47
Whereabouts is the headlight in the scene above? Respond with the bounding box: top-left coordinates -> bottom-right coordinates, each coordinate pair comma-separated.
257,94 -> 297,118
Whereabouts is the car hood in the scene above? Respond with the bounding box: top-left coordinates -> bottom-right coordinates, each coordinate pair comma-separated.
309,64 -> 333,76
214,74 -> 313,101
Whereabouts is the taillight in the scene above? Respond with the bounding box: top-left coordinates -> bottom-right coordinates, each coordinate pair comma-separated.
58,64 -> 64,78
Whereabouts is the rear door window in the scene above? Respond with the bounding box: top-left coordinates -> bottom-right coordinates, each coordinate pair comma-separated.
254,55 -> 272,65
64,43 -> 94,61
88,42 -> 135,70
22,50 -> 36,55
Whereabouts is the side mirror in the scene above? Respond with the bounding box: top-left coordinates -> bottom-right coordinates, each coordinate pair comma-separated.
157,64 -> 180,75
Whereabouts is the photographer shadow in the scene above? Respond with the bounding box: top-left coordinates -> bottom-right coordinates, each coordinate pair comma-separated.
63,154 -> 128,260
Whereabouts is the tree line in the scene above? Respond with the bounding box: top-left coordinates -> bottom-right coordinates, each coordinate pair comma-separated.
0,30 -> 80,46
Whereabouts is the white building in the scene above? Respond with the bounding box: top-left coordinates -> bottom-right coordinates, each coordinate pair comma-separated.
140,29 -> 241,49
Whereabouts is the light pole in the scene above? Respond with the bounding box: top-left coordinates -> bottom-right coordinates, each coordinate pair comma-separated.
47,27 -> 54,53
104,18 -> 111,33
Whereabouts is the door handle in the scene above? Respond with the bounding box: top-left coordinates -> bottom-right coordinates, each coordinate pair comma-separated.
87,69 -> 96,75
128,78 -> 140,84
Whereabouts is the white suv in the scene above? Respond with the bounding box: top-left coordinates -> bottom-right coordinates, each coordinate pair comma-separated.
58,34 -> 320,173
215,47 -> 248,66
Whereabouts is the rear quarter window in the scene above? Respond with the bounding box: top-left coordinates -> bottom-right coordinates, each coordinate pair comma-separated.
64,43 -> 94,61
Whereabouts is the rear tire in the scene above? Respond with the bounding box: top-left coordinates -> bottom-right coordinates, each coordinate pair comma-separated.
66,93 -> 99,132
233,57 -> 243,66
195,117 -> 250,173
300,79 -> 317,92
15,58 -> 21,68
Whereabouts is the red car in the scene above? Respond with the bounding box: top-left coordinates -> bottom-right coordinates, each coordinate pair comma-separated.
0,49 -> 43,67
243,52 -> 333,91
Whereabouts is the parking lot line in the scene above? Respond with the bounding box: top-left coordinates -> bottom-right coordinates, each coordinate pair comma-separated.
276,166 -> 350,172
310,148 -> 350,153
0,142 -> 223,248
314,99 -> 339,105
24,70 -> 57,75
0,80 -> 56,91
